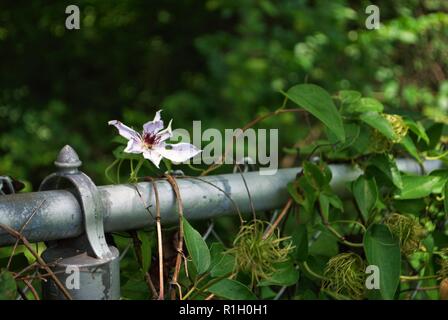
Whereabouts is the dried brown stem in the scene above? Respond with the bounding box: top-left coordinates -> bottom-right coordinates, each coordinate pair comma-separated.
7,200 -> 46,270
13,262 -> 39,279
15,269 -> 65,281
21,279 -> 40,300
146,176 -> 165,300
165,174 -> 185,300
205,293 -> 215,300
262,198 -> 293,240
131,181 -> 161,299
0,223 -> 72,300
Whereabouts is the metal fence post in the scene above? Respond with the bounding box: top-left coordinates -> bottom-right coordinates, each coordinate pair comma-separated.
39,145 -> 120,300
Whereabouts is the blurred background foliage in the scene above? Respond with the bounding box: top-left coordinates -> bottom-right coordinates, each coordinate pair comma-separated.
0,0 -> 447,188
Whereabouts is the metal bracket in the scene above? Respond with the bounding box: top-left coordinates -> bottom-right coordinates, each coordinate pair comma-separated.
39,145 -> 112,259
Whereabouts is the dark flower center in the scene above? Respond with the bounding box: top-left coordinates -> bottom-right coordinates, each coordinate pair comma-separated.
142,132 -> 160,148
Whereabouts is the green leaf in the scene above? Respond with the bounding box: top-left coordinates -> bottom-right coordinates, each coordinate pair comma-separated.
351,175 -> 378,221
121,278 -> 151,300
326,191 -> 343,210
303,161 -> 327,190
209,242 -> 225,265
339,90 -> 362,105
0,269 -> 17,300
302,255 -> 327,280
209,243 -> 235,277
326,122 -> 361,152
358,98 -> 384,112
429,170 -> 448,193
351,125 -> 371,154
392,199 -> 426,216
287,181 -> 304,204
289,176 -> 318,216
260,286 -> 277,299
299,175 -> 318,202
368,154 -> 403,189
284,84 -> 345,142
309,227 -> 338,257
319,192 -> 330,221
400,135 -> 421,163
182,217 -> 210,274
137,230 -> 153,273
211,254 -> 235,278
321,164 -> 333,185
208,279 -> 257,300
359,112 -> 397,140
425,123 -> 444,150
364,224 -> 401,300
318,192 -> 342,220
258,261 -> 300,286
394,175 -> 442,200
291,224 -> 308,262
346,98 -> 384,113
405,119 -> 429,144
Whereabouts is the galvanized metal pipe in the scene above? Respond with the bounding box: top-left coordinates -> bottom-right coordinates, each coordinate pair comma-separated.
0,159 -> 442,246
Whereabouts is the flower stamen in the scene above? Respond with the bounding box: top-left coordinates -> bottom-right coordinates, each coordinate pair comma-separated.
142,132 -> 160,149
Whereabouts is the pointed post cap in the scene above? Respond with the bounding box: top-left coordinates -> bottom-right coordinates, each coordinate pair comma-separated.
54,145 -> 82,172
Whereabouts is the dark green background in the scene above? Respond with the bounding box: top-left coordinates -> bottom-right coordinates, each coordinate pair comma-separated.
1,0 -> 447,187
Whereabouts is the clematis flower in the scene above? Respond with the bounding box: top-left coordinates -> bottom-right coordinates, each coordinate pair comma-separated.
108,110 -> 201,168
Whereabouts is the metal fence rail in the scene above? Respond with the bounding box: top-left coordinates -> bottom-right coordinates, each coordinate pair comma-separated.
0,152 -> 442,247
0,145 -> 443,299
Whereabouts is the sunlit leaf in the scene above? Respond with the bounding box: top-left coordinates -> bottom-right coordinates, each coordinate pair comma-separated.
395,175 -> 442,199
303,161 -> 327,190
346,98 -> 384,113
405,119 -> 429,144
339,90 -> 362,105
285,84 -> 345,142
360,112 -> 396,140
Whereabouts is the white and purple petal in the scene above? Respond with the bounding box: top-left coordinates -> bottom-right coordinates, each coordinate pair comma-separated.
154,142 -> 201,163
156,119 -> 173,142
108,120 -> 141,141
124,139 -> 144,154
143,110 -> 164,135
142,149 -> 163,168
